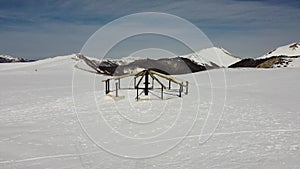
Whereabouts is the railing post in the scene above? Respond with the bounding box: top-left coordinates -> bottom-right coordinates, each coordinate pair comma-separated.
107,79 -> 110,93
161,84 -> 163,99
179,82 -> 183,97
115,81 -> 118,97
134,77 -> 137,89
136,87 -> 139,100
152,77 -> 154,89
105,80 -> 110,94
185,81 -> 189,95
145,70 -> 149,95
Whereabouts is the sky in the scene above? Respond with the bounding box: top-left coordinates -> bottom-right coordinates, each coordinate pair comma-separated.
0,0 -> 299,59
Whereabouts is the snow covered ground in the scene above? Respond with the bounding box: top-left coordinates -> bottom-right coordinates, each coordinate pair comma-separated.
272,57 -> 300,68
0,56 -> 299,169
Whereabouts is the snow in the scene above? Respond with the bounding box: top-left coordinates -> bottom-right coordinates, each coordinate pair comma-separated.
0,54 -> 76,71
111,56 -> 144,65
259,42 -> 300,59
90,47 -> 240,68
271,57 -> 300,68
0,56 -> 300,168
180,47 -> 241,67
287,57 -> 300,67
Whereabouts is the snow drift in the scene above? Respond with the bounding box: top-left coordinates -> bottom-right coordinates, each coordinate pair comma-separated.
0,53 -> 299,168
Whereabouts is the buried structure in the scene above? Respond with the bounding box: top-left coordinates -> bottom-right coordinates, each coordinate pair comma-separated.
102,69 -> 189,100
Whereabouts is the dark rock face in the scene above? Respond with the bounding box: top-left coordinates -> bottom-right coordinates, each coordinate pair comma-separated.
257,57 -> 284,68
289,42 -> 300,50
0,55 -> 34,63
229,57 -> 275,68
180,57 -> 208,72
98,60 -> 119,75
0,57 -> 11,63
78,54 -> 209,76
112,57 -> 207,76
228,56 -> 300,68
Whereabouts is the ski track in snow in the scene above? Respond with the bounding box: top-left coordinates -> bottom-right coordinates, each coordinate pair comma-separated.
0,151 -> 102,164
143,129 -> 300,145
0,129 -> 299,165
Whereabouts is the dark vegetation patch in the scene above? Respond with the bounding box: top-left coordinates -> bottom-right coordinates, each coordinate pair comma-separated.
229,55 -> 300,68
289,42 -> 300,50
0,56 -> 35,63
228,57 -> 273,68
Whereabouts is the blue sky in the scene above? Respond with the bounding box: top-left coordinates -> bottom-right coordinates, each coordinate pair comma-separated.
0,0 -> 299,59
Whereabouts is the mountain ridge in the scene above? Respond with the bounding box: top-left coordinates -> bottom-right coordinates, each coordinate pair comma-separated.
0,54 -> 33,63
230,42 -> 300,68
259,42 -> 300,59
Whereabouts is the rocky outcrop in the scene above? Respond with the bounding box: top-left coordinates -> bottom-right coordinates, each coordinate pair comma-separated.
112,57 -> 207,76
0,55 -> 33,63
229,55 -> 300,68
228,58 -> 271,68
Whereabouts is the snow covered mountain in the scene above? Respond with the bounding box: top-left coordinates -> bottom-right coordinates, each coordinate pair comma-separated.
258,42 -> 300,68
77,47 -> 240,76
231,42 -> 300,68
110,56 -> 144,65
180,47 -> 240,67
259,42 -> 300,59
0,54 -> 31,63
105,47 -> 240,68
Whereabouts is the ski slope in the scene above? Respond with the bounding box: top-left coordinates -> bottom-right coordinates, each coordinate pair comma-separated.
0,56 -> 299,169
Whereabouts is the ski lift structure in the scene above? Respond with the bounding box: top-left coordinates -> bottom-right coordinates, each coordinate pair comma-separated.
102,69 -> 189,101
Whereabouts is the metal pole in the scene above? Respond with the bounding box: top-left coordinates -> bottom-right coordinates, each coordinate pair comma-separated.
136,87 -> 139,100
134,77 -> 136,89
105,80 -> 109,94
169,80 -> 171,90
152,77 -> 154,89
145,70 -> 149,95
105,81 -> 107,94
161,84 -> 163,99
179,83 -> 183,97
115,81 -> 118,97
107,79 -> 110,93
185,81 -> 189,95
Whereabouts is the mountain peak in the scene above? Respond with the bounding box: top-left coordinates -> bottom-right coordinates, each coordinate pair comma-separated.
181,47 -> 241,67
289,42 -> 300,50
0,54 -> 29,63
260,42 -> 300,59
